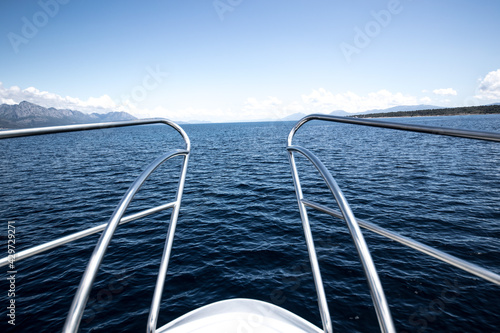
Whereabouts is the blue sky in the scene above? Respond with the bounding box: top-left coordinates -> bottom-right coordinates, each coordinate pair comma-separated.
1,0 -> 500,122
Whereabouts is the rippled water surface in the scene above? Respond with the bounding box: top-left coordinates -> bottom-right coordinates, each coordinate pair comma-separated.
1,115 -> 499,332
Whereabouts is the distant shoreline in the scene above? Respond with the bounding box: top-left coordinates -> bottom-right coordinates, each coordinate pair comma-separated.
353,104 -> 500,119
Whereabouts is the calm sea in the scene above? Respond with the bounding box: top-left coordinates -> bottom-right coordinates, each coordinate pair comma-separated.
1,115 -> 499,332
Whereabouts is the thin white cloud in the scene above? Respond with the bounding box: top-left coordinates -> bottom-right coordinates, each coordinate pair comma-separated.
475,69 -> 500,100
0,82 -> 451,122
128,103 -> 238,123
0,82 -> 278,122
124,104 -> 171,120
420,96 -> 432,104
433,88 -> 457,96
301,88 -> 418,113
0,82 -> 117,114
239,89 -> 421,119
242,96 -> 285,119
283,101 -> 305,113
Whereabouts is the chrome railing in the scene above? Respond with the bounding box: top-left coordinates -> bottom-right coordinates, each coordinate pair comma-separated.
287,114 -> 500,333
0,119 -> 190,333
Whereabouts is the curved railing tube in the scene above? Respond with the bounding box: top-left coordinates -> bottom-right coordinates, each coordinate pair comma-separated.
286,113 -> 500,332
288,146 -> 395,333
0,119 -> 191,333
147,144 -> 190,333
287,146 -> 333,333
62,149 -> 188,332
288,114 -> 500,147
0,118 -> 191,151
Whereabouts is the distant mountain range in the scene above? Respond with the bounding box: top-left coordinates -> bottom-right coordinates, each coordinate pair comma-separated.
0,101 -> 136,129
279,104 -> 442,121
2,102 -> 498,128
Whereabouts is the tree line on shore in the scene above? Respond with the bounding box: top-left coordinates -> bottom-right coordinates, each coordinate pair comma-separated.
353,104 -> 500,118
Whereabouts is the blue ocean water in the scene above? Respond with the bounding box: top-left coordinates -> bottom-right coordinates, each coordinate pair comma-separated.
1,115 -> 499,332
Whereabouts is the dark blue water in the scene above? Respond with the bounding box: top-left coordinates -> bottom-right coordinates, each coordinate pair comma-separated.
1,115 -> 499,332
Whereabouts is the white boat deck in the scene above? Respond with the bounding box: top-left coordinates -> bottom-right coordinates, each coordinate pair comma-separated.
157,299 -> 323,333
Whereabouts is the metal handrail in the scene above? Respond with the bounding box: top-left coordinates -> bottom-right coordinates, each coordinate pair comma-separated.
287,146 -> 333,333
301,199 -> 500,286
286,114 -> 500,332
0,201 -> 176,267
287,114 -> 500,146
287,145 -> 395,333
64,149 -> 189,333
0,118 -> 191,149
0,119 -> 190,333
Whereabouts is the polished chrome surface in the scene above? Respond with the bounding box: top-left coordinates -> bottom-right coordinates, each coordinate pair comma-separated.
0,119 -> 191,333
147,142 -> 190,333
286,114 -> 500,333
0,119 -> 191,149
0,201 -> 176,268
287,150 -> 333,333
288,146 -> 395,333
63,149 -> 189,333
301,199 -> 500,286
287,114 -> 500,147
